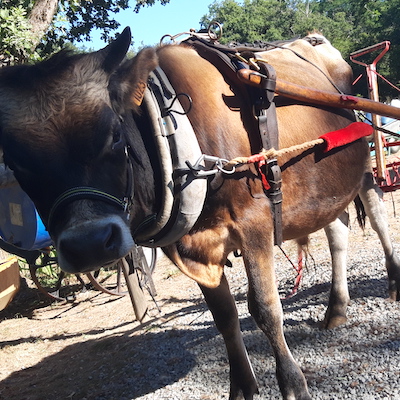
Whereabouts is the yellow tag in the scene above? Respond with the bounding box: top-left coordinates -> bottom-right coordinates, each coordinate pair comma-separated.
9,203 -> 23,226
132,80 -> 146,106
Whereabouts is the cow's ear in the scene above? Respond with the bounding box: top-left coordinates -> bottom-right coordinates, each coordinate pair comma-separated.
110,46 -> 158,113
99,27 -> 132,73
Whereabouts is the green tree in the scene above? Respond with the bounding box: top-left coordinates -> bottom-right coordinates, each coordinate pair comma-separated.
383,0 -> 400,92
203,0 -> 296,43
314,0 -> 398,99
0,5 -> 36,65
203,0 -> 400,99
0,0 -> 170,64
202,0 -> 356,48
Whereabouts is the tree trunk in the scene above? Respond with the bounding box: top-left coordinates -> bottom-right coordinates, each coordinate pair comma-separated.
28,0 -> 59,49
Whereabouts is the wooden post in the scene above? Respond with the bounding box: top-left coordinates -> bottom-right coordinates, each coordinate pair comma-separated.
0,257 -> 20,311
350,41 -> 391,181
120,257 -> 148,322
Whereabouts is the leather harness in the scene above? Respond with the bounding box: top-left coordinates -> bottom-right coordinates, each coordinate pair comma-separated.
183,36 -> 283,245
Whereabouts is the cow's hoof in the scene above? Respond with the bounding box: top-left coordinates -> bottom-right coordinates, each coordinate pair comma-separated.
322,312 -> 347,329
229,381 -> 259,400
388,289 -> 400,301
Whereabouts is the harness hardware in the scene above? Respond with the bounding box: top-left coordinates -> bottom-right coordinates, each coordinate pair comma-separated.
186,154 -> 236,177
47,142 -> 135,231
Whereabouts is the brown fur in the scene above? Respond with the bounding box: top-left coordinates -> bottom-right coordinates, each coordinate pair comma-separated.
156,40 -> 368,288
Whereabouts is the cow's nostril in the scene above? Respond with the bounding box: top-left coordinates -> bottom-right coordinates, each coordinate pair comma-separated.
56,217 -> 134,273
105,224 -> 120,251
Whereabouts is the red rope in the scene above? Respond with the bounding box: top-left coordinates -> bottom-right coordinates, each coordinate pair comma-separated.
278,245 -> 303,300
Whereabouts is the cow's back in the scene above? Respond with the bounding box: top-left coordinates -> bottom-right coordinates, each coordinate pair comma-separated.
256,34 -> 353,93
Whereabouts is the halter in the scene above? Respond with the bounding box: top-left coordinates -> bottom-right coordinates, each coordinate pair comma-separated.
47,144 -> 134,232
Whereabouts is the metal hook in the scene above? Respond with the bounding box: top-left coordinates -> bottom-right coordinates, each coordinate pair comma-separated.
162,93 -> 193,117
186,154 -> 236,177
159,34 -> 175,46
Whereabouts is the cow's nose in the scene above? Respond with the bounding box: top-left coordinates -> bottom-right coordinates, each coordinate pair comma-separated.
56,216 -> 134,273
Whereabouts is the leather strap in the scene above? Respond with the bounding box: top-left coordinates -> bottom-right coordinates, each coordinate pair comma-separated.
183,36 -> 283,245
266,160 -> 283,246
254,63 -> 279,150
252,63 -> 283,246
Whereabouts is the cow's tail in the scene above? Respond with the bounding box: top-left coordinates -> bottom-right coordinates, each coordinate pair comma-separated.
354,195 -> 366,230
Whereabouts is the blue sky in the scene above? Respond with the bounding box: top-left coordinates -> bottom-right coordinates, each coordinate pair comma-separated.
89,0 -> 213,50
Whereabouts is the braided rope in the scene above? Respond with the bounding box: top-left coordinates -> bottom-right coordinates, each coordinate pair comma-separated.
225,137 -> 325,169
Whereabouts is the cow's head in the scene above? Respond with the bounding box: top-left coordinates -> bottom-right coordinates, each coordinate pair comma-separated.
0,27 -> 159,272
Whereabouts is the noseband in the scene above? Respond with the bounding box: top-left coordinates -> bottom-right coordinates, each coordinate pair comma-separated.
47,145 -> 134,232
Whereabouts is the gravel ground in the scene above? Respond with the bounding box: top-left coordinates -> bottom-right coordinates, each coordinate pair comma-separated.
131,200 -> 400,400
132,243 -> 400,400
1,196 -> 400,400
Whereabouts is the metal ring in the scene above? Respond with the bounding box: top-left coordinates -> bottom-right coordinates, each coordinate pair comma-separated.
208,21 -> 223,42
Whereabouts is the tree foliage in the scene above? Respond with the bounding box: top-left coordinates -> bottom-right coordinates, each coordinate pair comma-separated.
0,4 -> 37,65
0,0 -> 171,65
202,0 -> 400,99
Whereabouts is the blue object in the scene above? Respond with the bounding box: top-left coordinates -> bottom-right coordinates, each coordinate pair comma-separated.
0,184 -> 52,250
382,116 -> 395,126
365,112 -> 395,126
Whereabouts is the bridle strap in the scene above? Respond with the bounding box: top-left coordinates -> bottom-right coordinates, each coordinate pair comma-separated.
47,186 -> 127,231
46,135 -> 136,231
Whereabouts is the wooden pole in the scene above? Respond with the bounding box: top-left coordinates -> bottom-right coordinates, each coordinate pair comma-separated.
368,63 -> 386,180
237,69 -> 400,121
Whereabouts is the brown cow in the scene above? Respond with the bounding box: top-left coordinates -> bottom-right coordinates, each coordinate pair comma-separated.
262,34 -> 400,329
0,28 -> 370,399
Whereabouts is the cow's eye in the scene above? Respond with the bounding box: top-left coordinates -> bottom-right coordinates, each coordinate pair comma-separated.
113,129 -> 121,143
112,125 -> 124,150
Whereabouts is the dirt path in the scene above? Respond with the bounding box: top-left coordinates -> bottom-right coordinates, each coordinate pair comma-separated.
0,252 -> 209,399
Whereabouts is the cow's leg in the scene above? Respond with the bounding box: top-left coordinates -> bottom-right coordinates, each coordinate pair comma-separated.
242,235 -> 311,400
359,172 -> 400,300
322,214 -> 350,329
199,273 -> 259,400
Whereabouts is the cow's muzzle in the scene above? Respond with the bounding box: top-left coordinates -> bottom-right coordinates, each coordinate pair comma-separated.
56,215 -> 134,273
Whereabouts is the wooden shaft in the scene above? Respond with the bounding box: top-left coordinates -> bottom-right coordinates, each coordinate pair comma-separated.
368,64 -> 386,180
121,258 -> 148,322
237,69 -> 400,121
